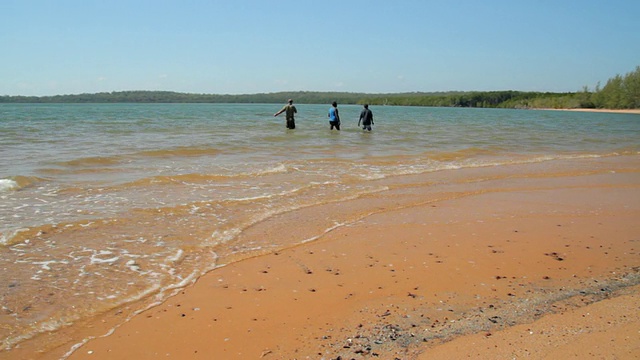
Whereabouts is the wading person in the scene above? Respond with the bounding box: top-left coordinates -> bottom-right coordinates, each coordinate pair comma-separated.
328,101 -> 340,130
358,104 -> 374,131
274,99 -> 297,129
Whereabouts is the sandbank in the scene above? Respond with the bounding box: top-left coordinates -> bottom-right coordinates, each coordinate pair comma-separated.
8,156 -> 640,360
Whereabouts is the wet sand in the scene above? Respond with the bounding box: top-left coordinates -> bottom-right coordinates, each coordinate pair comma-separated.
9,156 -> 640,360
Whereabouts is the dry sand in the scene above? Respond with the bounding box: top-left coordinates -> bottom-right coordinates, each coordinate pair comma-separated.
7,156 -> 640,360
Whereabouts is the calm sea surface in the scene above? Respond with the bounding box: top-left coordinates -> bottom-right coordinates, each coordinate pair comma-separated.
1,103 -> 639,352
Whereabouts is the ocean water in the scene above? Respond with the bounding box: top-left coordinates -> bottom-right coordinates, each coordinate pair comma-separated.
0,103 -> 638,352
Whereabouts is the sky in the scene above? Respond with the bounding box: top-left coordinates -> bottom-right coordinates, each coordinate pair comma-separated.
1,0 -> 639,96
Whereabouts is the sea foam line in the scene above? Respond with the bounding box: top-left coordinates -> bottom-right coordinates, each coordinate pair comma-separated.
0,179 -> 19,192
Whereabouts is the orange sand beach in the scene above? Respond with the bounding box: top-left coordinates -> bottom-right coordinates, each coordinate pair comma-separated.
7,155 -> 640,360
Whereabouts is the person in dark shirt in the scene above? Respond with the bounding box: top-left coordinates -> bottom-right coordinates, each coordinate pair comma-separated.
358,104 -> 374,131
274,99 -> 297,129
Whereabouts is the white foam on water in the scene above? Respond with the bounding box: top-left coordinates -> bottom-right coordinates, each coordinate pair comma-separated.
209,228 -> 242,245
32,260 -> 68,271
2,315 -> 76,351
165,249 -> 184,263
90,250 -> 120,265
254,163 -> 288,176
0,228 -> 30,246
0,179 -> 19,192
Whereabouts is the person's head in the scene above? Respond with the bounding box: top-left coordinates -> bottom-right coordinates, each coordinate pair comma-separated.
364,104 -> 369,109
332,101 -> 337,107
288,99 -> 293,104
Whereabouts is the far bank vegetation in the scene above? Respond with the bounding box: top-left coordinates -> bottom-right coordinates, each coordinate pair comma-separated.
2,66 -> 638,110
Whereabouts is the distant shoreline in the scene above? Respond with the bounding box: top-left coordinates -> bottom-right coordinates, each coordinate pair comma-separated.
536,108 -> 640,114
2,90 -> 638,111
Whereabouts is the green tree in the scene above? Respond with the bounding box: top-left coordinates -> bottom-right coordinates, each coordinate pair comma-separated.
598,75 -> 624,108
623,66 -> 640,108
593,66 -> 640,109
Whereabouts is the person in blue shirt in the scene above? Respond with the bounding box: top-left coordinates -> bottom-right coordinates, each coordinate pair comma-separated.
328,101 -> 340,130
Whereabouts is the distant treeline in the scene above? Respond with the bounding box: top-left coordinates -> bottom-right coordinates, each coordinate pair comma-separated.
0,91 -> 378,105
2,66 -> 638,109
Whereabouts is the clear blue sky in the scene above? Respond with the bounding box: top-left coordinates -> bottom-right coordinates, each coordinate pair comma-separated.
2,0 -> 639,96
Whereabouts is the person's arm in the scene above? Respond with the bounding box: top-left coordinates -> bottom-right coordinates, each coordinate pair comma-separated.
358,110 -> 363,126
371,111 -> 374,125
274,106 -> 285,117
335,108 -> 340,121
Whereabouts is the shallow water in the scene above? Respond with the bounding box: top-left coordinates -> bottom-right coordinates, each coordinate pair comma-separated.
0,103 -> 638,351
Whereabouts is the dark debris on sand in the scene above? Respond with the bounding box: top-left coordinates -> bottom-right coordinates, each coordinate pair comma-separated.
316,269 -> 640,359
